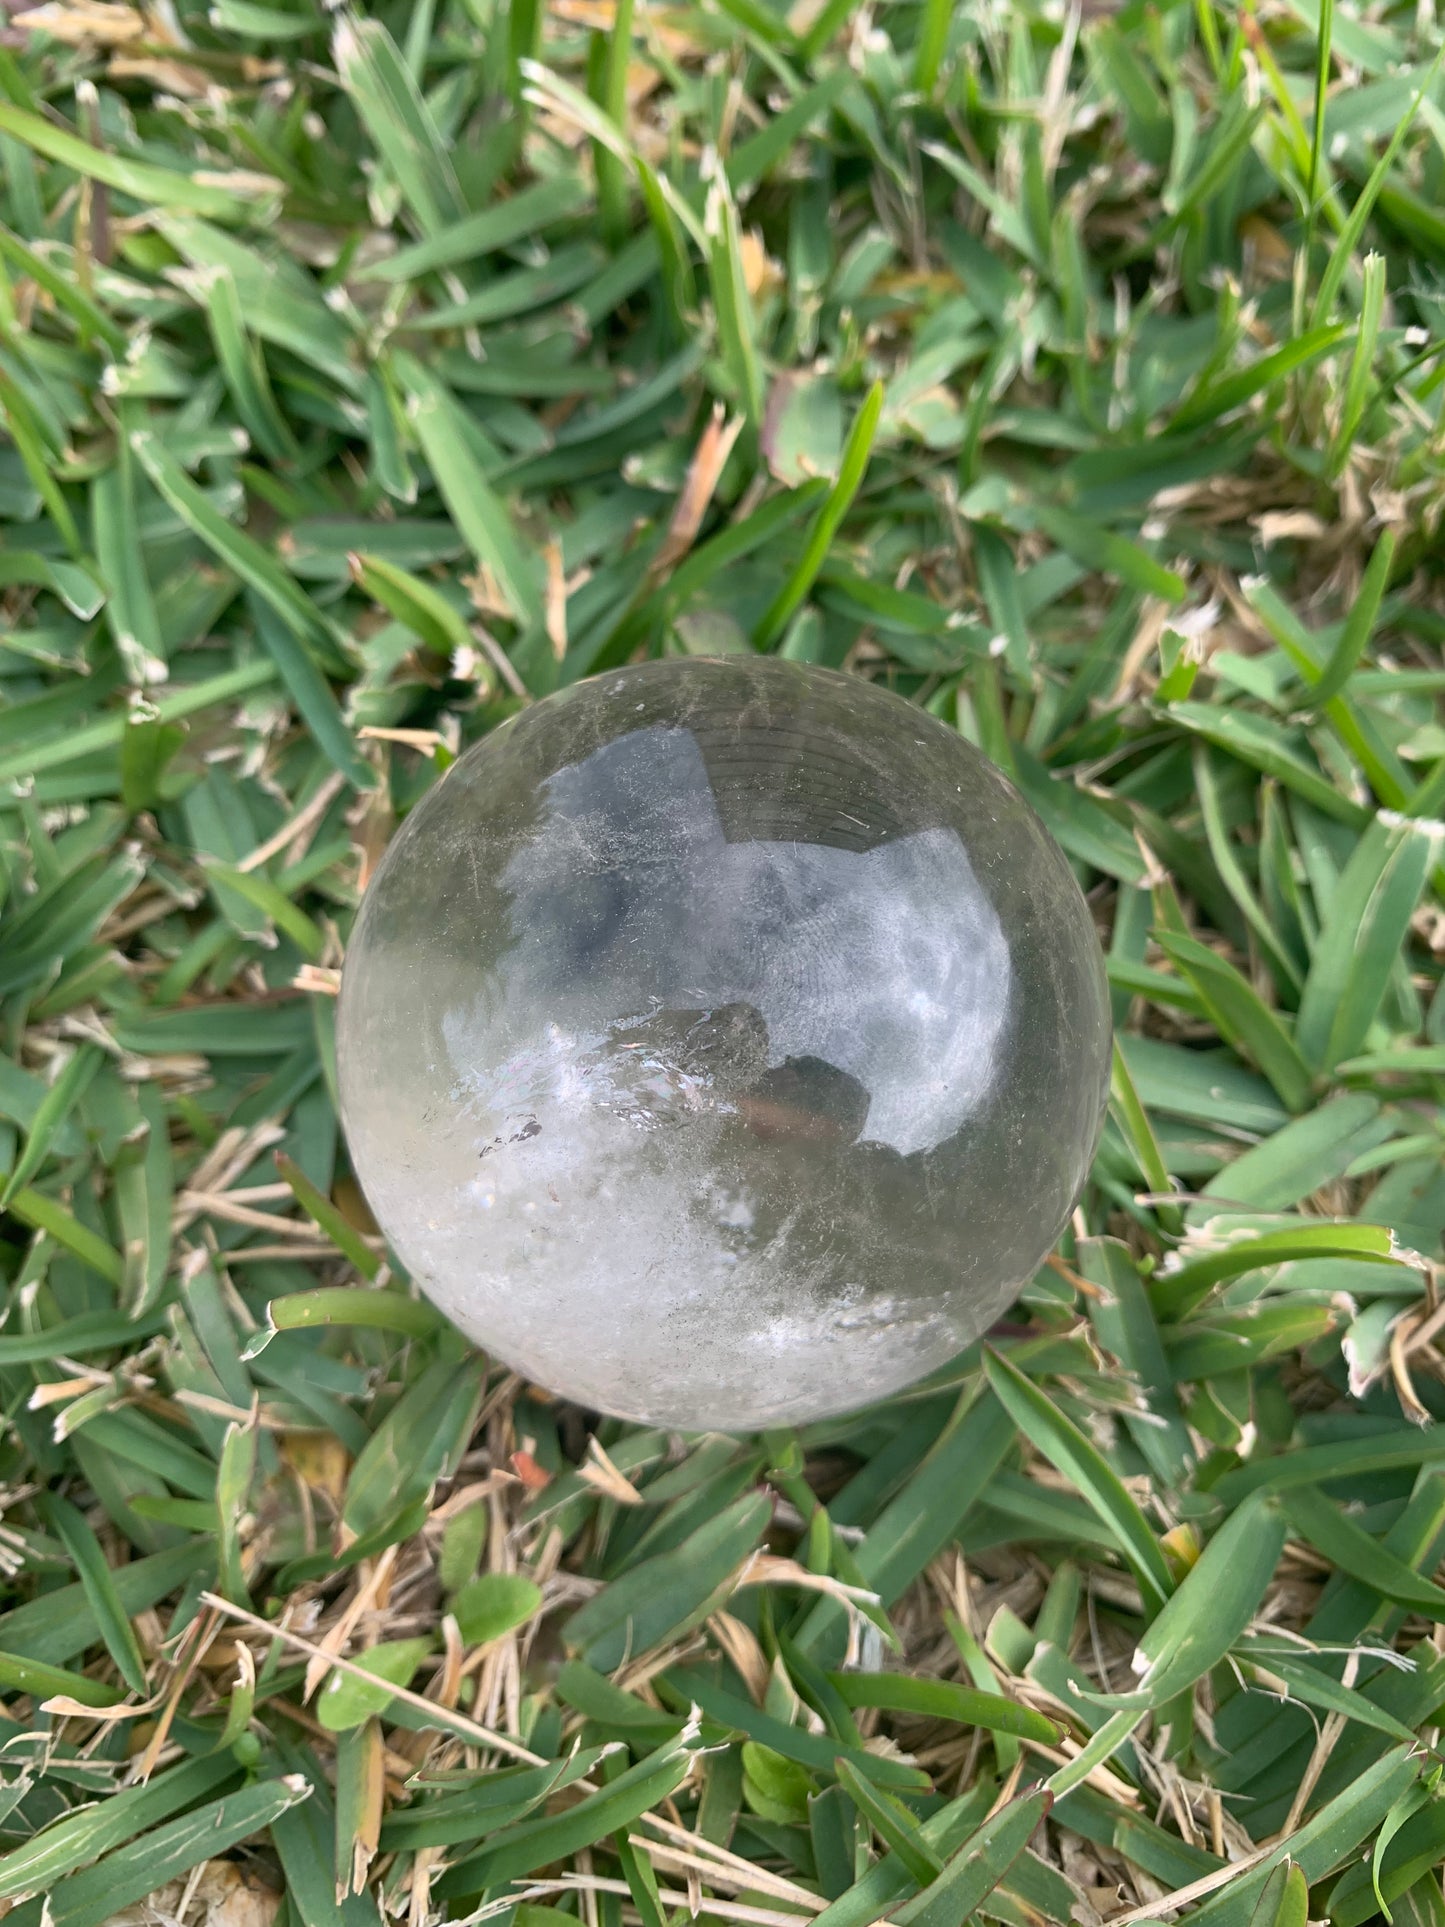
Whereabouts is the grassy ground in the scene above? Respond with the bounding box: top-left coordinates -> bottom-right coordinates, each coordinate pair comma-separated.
0,0 -> 1444,1921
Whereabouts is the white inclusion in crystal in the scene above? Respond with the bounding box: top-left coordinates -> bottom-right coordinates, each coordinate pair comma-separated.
709,1186 -> 756,1232
444,724 -> 1011,1160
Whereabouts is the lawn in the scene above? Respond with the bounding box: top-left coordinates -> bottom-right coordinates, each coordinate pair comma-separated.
0,0 -> 1444,1922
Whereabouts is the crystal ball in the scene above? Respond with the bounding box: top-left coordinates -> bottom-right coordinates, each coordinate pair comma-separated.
337,658 -> 1110,1431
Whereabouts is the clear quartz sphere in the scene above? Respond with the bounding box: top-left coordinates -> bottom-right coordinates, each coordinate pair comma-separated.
337,658 -> 1111,1431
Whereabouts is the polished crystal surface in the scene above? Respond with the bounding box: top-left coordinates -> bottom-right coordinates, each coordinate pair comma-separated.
337,658 -> 1111,1430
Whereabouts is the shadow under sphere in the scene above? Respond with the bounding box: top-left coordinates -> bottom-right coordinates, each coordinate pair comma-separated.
337,658 -> 1111,1431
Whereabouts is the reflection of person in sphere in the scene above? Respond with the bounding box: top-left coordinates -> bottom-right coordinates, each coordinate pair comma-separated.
597,1002 -> 869,1145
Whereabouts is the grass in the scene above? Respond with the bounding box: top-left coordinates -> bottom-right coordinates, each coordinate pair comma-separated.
0,0 -> 1443,1920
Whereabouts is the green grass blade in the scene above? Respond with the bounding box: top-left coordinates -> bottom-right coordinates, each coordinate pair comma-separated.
1,1044 -> 102,1209
892,1789 -> 1051,1927
0,102 -> 278,218
39,1494 -> 149,1695
1155,933 -> 1314,1113
333,16 -> 466,237
1311,43 -> 1445,323
754,381 -> 884,649
1308,528 -> 1395,710
829,1672 -> 1058,1743
47,1779 -> 313,1927
982,1349 -> 1174,1610
1295,816 -> 1439,1072
1283,1486 -> 1445,1617
1092,1493 -> 1286,1708
392,354 -> 544,634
